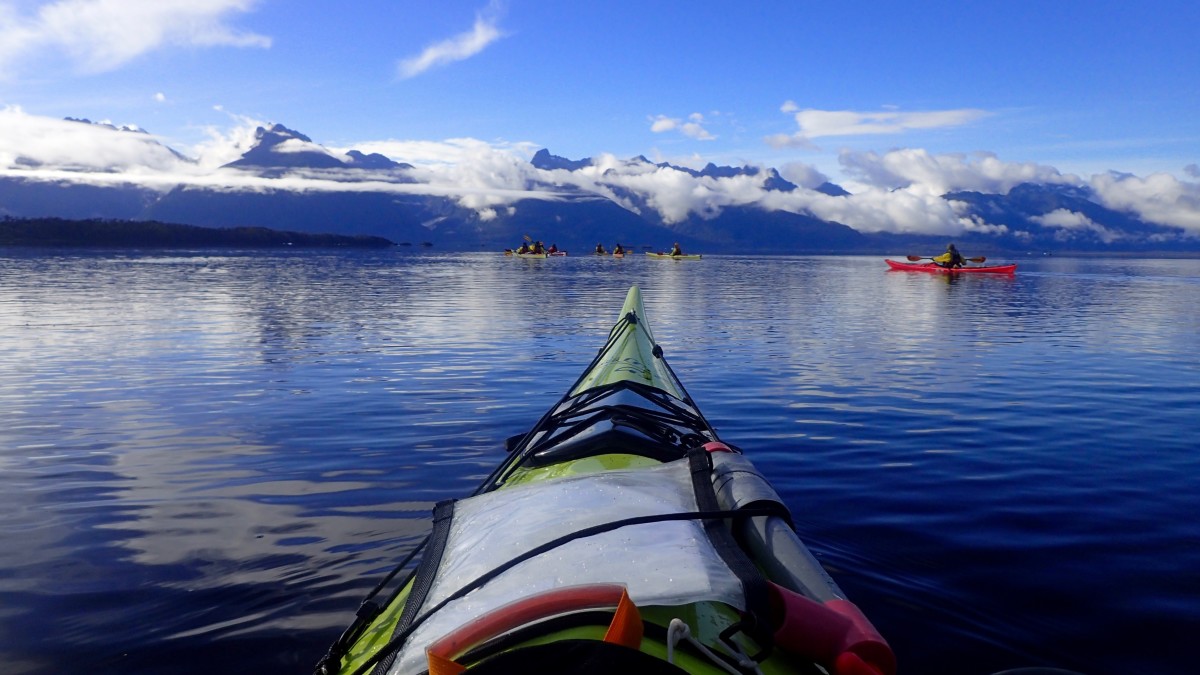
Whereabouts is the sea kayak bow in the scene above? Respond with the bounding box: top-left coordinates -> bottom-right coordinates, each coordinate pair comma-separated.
886,259 -> 1016,274
317,286 -> 894,675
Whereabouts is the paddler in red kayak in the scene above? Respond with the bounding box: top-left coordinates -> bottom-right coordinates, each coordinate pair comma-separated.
933,243 -> 965,268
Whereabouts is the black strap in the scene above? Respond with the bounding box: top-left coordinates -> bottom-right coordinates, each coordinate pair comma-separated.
687,448 -> 774,652
370,499 -> 456,675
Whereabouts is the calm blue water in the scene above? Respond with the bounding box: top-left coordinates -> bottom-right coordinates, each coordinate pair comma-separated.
1,250 -> 1198,675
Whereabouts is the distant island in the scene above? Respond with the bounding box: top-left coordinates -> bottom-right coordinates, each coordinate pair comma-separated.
0,217 -> 396,248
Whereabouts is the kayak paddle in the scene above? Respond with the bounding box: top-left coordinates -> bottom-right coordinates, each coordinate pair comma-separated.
906,254 -> 987,263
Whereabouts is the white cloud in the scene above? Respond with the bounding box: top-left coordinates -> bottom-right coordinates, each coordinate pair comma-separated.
1031,208 -> 1122,243
759,183 -> 977,236
154,92 -> 166,103
800,108 -> 989,138
649,115 -> 678,133
764,132 -> 816,150
649,113 -> 715,141
0,105 -> 193,173
190,111 -> 271,168
605,168 -> 763,222
0,0 -> 270,77
770,107 -> 989,147
1089,172 -> 1200,235
777,161 -> 830,189
337,136 -> 565,212
347,137 -> 538,168
272,137 -> 335,156
397,3 -> 505,79
839,148 -> 1079,195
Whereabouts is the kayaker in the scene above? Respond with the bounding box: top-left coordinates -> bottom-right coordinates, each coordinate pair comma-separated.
532,241 -> 546,254
548,243 -> 558,254
669,242 -> 683,256
933,243 -> 965,268
594,243 -> 607,254
613,243 -> 625,254
516,242 -> 531,254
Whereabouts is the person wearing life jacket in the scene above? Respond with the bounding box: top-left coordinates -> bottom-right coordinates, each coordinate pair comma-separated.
548,244 -> 558,254
532,241 -> 546,254
594,243 -> 606,254
933,243 -> 965,268
613,243 -> 625,255
669,242 -> 683,256
516,242 -> 531,254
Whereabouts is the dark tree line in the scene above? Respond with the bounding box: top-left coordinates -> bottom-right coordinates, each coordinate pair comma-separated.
0,217 -> 396,248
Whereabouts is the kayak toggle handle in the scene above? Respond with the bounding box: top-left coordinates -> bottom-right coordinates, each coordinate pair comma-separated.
767,582 -> 895,675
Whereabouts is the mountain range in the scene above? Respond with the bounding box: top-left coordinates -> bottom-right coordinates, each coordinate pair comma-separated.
1,120 -> 1197,254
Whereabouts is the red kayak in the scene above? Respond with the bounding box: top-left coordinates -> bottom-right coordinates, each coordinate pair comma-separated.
886,259 -> 1016,274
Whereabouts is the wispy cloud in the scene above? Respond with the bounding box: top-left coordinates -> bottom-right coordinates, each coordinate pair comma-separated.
0,0 -> 270,78
649,113 -> 715,141
396,2 -> 506,79
1031,209 -> 1122,244
767,105 -> 989,148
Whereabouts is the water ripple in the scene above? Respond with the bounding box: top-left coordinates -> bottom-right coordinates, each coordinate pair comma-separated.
2,251 -> 1198,674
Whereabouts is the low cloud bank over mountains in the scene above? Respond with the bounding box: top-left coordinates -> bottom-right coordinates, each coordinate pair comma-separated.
2,108 -> 1198,252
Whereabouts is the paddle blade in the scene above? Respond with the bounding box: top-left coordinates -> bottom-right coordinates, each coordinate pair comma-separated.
906,255 -> 929,261
968,256 -> 987,263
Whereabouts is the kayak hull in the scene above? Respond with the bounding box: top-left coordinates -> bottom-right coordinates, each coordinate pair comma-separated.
886,259 -> 1016,274
646,252 -> 702,260
319,286 -> 894,675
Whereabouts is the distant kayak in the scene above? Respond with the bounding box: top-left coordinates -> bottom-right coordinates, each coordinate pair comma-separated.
504,250 -> 549,258
646,252 -> 702,260
886,259 -> 1016,274
548,251 -> 568,256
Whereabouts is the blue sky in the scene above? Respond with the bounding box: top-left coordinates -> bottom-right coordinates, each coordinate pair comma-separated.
2,0 -> 1199,236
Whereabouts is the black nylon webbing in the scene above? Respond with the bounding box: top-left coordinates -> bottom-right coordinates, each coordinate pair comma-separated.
370,499 -> 456,675
687,448 -> 773,642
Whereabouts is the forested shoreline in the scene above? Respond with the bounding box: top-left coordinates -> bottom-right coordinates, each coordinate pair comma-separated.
0,217 -> 396,248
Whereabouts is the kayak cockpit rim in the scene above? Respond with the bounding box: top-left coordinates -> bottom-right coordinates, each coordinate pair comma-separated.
492,380 -> 720,478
